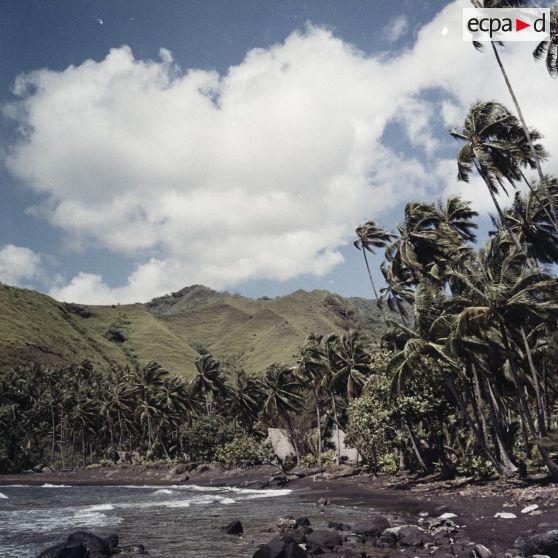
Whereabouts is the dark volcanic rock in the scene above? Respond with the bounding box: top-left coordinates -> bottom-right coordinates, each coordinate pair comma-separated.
225,520 -> 244,536
37,543 -> 88,558
306,529 -> 342,550
283,542 -> 308,558
328,521 -> 352,531
352,515 -> 389,538
521,530 -> 558,558
295,517 -> 311,527
67,531 -> 112,555
396,525 -> 433,547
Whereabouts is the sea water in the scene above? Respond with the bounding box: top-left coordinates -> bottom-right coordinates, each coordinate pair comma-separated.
0,484 -> 327,557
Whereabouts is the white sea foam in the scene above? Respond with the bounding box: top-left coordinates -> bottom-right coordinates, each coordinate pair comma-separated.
153,489 -> 174,495
83,503 -> 114,512
41,483 -> 72,488
0,492 -> 8,499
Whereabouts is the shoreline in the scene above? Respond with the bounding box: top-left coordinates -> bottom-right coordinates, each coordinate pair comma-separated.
2,465 -> 558,556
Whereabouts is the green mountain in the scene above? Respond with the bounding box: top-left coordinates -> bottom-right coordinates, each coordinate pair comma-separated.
0,283 -> 389,376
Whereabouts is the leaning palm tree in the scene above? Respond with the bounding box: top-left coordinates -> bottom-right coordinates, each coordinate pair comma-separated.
533,3 -> 558,79
226,370 -> 264,433
450,101 -> 547,253
354,221 -> 395,327
471,0 -> 558,225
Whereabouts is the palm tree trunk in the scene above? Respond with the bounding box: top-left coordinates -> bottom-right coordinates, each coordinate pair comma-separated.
361,249 -> 388,327
490,42 -> 558,234
404,419 -> 429,473
331,394 -> 341,466
500,323 -> 558,479
445,375 -> 507,475
484,377 -> 518,475
519,326 -> 547,434
314,388 -> 322,467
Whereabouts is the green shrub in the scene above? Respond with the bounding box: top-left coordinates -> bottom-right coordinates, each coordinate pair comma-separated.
377,452 -> 398,474
215,437 -> 267,468
300,450 -> 337,467
181,415 -> 236,462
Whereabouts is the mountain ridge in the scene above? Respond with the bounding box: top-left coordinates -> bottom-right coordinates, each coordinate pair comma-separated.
0,282 -> 388,376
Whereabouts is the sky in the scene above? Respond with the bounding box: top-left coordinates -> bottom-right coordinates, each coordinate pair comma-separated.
0,0 -> 556,304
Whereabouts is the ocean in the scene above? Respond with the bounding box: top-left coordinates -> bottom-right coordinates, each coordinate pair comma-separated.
0,483 -> 370,557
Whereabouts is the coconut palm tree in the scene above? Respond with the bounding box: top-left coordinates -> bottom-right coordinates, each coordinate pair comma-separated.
354,221 -> 395,327
471,0 -> 557,225
450,101 -> 547,253
191,354 -> 227,415
260,364 -> 304,465
328,330 -> 371,401
448,238 -> 558,479
296,334 -> 330,465
533,3 -> 558,79
226,370 -> 264,433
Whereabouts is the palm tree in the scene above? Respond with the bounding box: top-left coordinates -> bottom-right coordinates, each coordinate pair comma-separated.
260,364 -> 304,466
354,221 -> 395,327
296,334 -> 330,465
328,330 -> 371,401
449,239 -> 558,479
533,3 -> 558,79
471,0 -> 558,225
226,370 -> 263,432
190,354 -> 227,415
450,101 -> 547,253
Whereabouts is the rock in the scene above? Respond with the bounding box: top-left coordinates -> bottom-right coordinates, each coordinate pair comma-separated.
306,529 -> 342,550
66,532 -> 113,555
495,512 -> 517,519
352,515 -> 390,538
327,521 -> 351,531
252,546 -> 272,558
440,512 -> 458,519
172,463 -> 189,475
522,504 -> 540,514
283,542 -> 308,558
225,520 -> 243,536
521,530 -> 558,558
474,544 -> 493,558
378,529 -> 398,548
120,544 -> 149,554
317,497 -> 330,506
37,543 -> 88,558
277,516 -> 297,532
295,517 -> 311,527
397,525 -> 433,547
344,532 -> 365,545
264,535 -> 297,558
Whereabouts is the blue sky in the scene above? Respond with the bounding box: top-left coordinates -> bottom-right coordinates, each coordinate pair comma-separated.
0,0 -> 556,303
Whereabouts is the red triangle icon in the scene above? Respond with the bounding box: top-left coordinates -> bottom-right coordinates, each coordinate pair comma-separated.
516,18 -> 530,31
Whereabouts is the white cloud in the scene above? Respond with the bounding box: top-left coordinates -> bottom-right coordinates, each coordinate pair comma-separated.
0,244 -> 42,287
4,1 -> 558,303
386,15 -> 409,43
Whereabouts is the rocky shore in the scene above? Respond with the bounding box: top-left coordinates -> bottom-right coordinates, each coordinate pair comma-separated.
4,464 -> 558,558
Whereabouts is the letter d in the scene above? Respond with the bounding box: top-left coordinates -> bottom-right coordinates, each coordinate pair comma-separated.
534,13 -> 546,32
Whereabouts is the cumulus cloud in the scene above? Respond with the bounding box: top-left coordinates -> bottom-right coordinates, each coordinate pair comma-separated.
0,244 -> 42,287
4,0 -> 558,303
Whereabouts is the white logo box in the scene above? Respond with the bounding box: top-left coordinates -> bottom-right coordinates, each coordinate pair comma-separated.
463,7 -> 550,42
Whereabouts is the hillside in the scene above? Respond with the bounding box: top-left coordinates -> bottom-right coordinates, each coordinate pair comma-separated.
0,283 -> 391,376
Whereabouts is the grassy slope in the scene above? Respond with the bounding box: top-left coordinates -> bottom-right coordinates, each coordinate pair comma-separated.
0,283 -> 387,377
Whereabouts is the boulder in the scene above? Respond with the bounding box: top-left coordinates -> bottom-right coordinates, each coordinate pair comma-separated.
352,515 -> 389,537
37,543 -> 88,558
66,532 -> 112,555
306,529 -> 342,550
295,517 -> 311,527
119,544 -> 149,554
283,542 -> 308,558
521,530 -> 558,558
225,520 -> 244,536
473,544 -> 493,558
396,525 -> 433,547
252,546 -> 272,558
